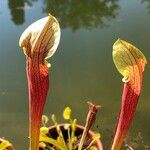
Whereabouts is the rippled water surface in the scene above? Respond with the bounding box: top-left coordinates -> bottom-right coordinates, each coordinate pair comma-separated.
0,0 -> 150,149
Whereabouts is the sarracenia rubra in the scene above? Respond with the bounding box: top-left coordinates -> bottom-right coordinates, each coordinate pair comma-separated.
19,14 -> 60,150
111,39 -> 147,150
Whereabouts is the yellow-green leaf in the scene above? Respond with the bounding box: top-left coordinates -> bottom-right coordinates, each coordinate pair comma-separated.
113,39 -> 147,83
0,139 -> 13,150
92,133 -> 101,140
39,142 -> 46,149
40,127 -> 49,136
63,107 -> 71,120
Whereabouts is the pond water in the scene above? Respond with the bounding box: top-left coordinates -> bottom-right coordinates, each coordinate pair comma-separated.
0,0 -> 150,149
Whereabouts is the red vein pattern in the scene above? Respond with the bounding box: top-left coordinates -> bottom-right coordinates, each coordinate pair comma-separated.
19,15 -> 60,150
27,58 -> 49,150
111,39 -> 147,150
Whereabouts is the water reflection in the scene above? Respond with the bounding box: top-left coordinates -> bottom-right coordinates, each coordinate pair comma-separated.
43,0 -> 119,31
8,0 -> 119,30
8,0 -> 37,25
8,0 -> 25,25
141,0 -> 150,13
2,0 -> 150,149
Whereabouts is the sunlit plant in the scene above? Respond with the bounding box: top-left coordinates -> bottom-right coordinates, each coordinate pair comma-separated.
0,14 -> 147,150
0,138 -> 14,150
111,39 -> 147,150
39,105 -> 100,150
18,12 -> 147,150
19,14 -> 60,150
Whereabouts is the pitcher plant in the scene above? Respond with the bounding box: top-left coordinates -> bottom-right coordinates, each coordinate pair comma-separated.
17,13 -> 148,150
111,39 -> 147,150
19,14 -> 60,150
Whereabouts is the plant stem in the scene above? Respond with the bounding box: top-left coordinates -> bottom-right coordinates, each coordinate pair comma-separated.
78,102 -> 101,150
27,57 -> 49,150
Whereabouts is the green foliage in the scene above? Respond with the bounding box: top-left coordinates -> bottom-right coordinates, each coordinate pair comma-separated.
0,138 -> 14,150
63,107 -> 71,120
39,107 -> 100,150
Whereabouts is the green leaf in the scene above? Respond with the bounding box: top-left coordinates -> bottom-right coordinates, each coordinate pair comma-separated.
63,107 -> 71,120
113,39 -> 147,83
0,139 -> 13,150
40,127 -> 49,136
92,133 -> 101,140
40,136 -> 66,150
